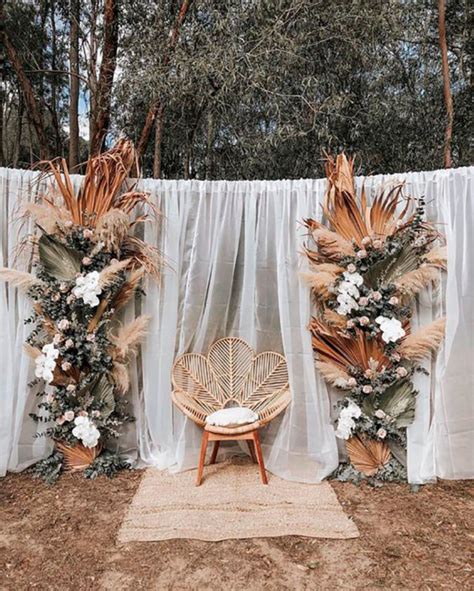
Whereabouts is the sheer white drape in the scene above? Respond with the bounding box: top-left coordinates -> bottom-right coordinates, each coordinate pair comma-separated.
1,166 -> 472,482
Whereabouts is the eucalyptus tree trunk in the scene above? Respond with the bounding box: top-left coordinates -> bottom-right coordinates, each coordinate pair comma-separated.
69,0 -> 80,168
152,104 -> 165,178
438,0 -> 453,168
90,0 -> 119,155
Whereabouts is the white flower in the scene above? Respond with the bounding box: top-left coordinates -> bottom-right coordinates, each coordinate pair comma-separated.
34,343 -> 59,384
342,271 -> 364,286
362,385 -> 373,394
64,410 -> 75,422
339,280 -> 360,299
335,401 -> 362,439
72,271 -> 102,308
376,316 -> 406,343
396,366 -> 408,378
336,292 -> 359,316
72,416 -> 100,448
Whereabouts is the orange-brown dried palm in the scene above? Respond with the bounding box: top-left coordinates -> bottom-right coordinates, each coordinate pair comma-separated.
40,138 -> 155,227
310,318 -> 391,373
346,435 -> 391,476
317,154 -> 413,247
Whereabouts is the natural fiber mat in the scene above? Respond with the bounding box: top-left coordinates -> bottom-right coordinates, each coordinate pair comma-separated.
118,457 -> 359,542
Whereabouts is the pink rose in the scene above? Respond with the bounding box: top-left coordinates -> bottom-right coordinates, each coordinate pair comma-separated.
376,428 -> 387,439
359,316 -> 370,326
389,296 -> 399,306
82,257 -> 92,266
83,229 -> 94,239
372,291 -> 382,302
364,369 -> 373,378
64,410 -> 74,422
65,339 -> 74,349
58,319 -> 69,331
359,297 -> 369,307
86,333 -> 96,342
356,250 -> 367,259
52,293 -> 60,302
66,384 -> 76,392
375,409 -> 386,419
56,416 -> 65,425
61,361 -> 72,371
396,367 -> 408,378
78,410 -> 88,417
391,352 -> 401,362
91,410 -> 100,418
346,319 -> 355,329
347,263 -> 357,273
59,283 -> 68,292
362,385 -> 373,394
347,377 -> 357,388
372,239 -> 383,249
361,236 -> 371,246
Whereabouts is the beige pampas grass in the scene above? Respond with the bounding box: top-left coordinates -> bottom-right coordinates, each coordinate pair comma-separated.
111,361 -> 130,393
323,308 -> 347,328
24,202 -> 72,234
312,227 -> 355,259
98,258 -> 131,289
394,264 -> 440,297
301,271 -> 337,298
316,361 -> 350,387
399,318 -> 446,361
23,343 -> 41,359
111,315 -> 151,359
0,268 -> 44,291
424,245 -> 447,270
112,268 -> 145,310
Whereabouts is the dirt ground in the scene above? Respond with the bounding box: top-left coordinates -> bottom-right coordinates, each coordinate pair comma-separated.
0,468 -> 472,591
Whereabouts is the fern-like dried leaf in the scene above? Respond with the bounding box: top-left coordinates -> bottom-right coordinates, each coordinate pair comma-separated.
301,270 -> 337,298
111,361 -> 130,393
399,318 -> 446,361
111,268 -> 145,310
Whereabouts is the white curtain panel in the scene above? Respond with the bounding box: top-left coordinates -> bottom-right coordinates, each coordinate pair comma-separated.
0,166 -> 472,483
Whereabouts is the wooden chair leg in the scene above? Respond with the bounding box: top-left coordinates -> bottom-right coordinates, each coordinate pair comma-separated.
210,441 -> 220,465
247,440 -> 257,463
252,430 -> 268,485
196,431 -> 209,486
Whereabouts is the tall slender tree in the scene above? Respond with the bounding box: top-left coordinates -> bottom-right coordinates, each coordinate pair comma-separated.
438,0 -> 454,168
68,0 -> 80,168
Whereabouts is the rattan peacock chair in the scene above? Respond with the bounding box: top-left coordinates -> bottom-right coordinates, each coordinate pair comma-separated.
171,337 -> 291,485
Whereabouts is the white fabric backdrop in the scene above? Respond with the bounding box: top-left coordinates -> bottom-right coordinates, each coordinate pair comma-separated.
0,166 -> 472,483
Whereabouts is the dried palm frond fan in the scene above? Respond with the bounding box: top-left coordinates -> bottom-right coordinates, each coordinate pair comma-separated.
303,153 -> 446,482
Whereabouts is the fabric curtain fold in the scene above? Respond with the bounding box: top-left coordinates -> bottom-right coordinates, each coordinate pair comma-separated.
0,166 -> 472,482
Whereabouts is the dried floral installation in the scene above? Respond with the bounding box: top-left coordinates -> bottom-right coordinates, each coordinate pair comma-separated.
0,138 -> 162,483
303,154 -> 446,483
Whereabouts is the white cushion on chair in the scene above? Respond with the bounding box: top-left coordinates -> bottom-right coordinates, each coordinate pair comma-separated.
205,407 -> 258,427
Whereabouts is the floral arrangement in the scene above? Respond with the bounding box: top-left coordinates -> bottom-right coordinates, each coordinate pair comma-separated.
0,139 -> 161,482
303,154 -> 446,482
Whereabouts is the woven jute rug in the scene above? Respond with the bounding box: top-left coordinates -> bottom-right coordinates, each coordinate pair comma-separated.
118,457 -> 359,542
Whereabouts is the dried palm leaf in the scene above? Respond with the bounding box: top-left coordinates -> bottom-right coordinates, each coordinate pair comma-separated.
399,318 -> 446,361
38,234 -> 82,281
121,235 -> 162,279
55,440 -> 101,472
310,319 -> 390,372
98,258 -> 131,289
378,379 -> 417,428
0,267 -> 44,291
394,264 -> 440,297
111,314 -> 150,358
316,361 -> 350,387
423,245 -> 447,270
346,435 -> 391,476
